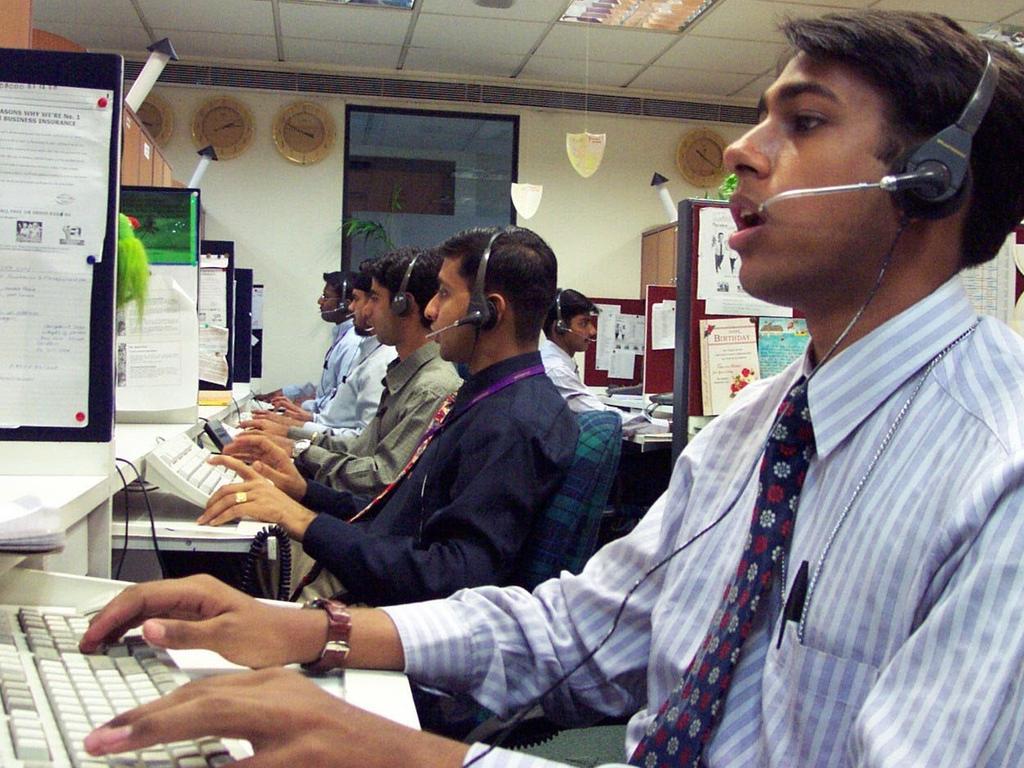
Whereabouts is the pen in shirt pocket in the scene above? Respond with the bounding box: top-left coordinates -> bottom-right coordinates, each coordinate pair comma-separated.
777,560 -> 809,649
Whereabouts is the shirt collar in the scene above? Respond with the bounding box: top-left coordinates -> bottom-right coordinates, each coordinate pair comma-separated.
384,341 -> 442,392
540,337 -> 574,367
454,351 -> 543,411
806,275 -> 978,458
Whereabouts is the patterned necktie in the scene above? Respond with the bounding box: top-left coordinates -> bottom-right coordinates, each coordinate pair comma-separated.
289,393 -> 456,600
630,378 -> 815,768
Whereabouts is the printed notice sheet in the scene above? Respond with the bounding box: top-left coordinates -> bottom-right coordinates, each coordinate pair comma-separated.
696,206 -> 792,317
963,232 -> 1016,325
116,275 -> 199,412
0,82 -> 113,428
199,254 -> 230,386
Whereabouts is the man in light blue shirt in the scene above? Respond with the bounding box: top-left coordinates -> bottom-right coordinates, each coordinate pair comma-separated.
258,271 -> 361,416
81,11 -> 1024,768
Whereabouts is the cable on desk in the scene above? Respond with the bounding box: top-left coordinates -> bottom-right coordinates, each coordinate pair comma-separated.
240,525 -> 291,601
230,395 -> 242,423
112,464 -> 132,581
115,458 -> 168,581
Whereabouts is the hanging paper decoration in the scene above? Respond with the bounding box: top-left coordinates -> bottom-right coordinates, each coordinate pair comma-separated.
566,132 -> 606,178
510,183 -> 543,219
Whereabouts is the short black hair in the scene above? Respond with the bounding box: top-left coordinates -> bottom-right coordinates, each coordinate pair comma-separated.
781,11 -> 1024,267
352,259 -> 374,292
544,288 -> 598,339
369,246 -> 442,328
437,227 -> 557,343
323,270 -> 355,298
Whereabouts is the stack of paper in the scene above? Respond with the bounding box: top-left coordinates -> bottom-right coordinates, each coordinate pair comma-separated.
0,496 -> 65,553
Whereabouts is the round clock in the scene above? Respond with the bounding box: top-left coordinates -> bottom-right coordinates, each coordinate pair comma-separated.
272,101 -> 336,165
191,96 -> 255,160
137,94 -> 173,146
676,128 -> 728,188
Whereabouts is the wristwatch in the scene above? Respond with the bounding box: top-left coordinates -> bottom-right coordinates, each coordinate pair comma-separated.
300,598 -> 352,674
292,438 -> 312,460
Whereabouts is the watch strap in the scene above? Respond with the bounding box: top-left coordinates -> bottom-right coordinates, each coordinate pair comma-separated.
300,598 -> 352,674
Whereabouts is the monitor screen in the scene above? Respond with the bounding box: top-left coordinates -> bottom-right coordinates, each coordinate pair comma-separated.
120,186 -> 200,266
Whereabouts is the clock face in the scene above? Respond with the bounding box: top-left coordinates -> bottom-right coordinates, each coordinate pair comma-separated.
676,128 -> 728,188
191,96 -> 255,160
137,94 -> 173,146
273,102 -> 336,165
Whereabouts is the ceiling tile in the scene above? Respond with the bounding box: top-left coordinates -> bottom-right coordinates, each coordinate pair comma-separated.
401,48 -> 526,78
656,34 -> 785,73
417,0 -> 566,22
690,0 -> 845,42
283,37 -> 403,69
518,56 -> 645,87
630,65 -> 755,96
753,0 -> 874,6
1001,10 -> 1024,23
278,2 -> 413,44
870,0 -> 1024,24
728,71 -> 775,99
137,0 -> 275,35
535,23 -> 677,64
414,14 -> 550,55
153,29 -> 279,60
31,0 -> 139,26
30,21 -> 151,52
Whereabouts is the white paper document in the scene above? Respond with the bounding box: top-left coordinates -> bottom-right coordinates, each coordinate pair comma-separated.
963,233 -> 1016,325
0,496 -> 65,552
116,275 -> 199,411
0,82 -> 114,429
651,300 -> 676,350
199,326 -> 230,386
696,206 -> 793,317
199,255 -> 229,327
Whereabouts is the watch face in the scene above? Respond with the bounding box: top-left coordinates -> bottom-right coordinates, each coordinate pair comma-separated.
192,97 -> 254,159
273,102 -> 336,165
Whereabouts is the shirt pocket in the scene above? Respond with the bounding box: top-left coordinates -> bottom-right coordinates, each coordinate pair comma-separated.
763,628 -> 880,767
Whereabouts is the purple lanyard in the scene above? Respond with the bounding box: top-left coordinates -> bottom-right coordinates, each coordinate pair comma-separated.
423,363 -> 545,441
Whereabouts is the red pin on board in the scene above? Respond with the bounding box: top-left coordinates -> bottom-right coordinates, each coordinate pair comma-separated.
97,97 -> 108,108
75,412 -> 86,423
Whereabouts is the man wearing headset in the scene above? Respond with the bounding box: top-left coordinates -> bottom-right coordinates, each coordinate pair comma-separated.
188,229 -> 575,607
255,271 -> 361,417
81,12 -> 1024,767
540,288 -> 622,417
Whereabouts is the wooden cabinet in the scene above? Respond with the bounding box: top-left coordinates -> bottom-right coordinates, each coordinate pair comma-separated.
640,223 -> 677,297
121,106 -> 176,187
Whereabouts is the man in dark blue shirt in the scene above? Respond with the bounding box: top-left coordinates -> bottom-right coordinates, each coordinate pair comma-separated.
205,227 -> 578,606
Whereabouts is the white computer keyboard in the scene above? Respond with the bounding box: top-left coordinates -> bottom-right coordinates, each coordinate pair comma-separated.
145,433 -> 240,509
0,605 -> 237,767
249,400 -> 274,412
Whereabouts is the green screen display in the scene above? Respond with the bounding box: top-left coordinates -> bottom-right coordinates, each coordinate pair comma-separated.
120,187 -> 199,265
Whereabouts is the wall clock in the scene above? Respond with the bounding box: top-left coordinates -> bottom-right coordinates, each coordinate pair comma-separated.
676,128 -> 728,188
136,93 -> 173,146
191,96 -> 255,160
272,101 -> 336,166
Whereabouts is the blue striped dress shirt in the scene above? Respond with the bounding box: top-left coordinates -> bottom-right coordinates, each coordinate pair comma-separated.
385,275 -> 1024,767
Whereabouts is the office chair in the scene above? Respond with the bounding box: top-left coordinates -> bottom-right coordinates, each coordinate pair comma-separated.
415,410 -> 623,746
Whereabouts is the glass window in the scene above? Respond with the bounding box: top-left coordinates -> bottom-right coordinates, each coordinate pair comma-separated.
343,106 -> 519,266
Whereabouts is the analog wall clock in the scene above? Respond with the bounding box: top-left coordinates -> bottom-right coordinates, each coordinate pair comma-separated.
191,96 -> 255,160
137,93 -> 173,146
272,101 -> 336,165
676,127 -> 728,188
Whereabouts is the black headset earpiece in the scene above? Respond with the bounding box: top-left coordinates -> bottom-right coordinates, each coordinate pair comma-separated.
554,289 -> 570,334
462,230 -> 504,331
320,273 -> 351,322
887,51 -> 998,220
390,253 -> 420,317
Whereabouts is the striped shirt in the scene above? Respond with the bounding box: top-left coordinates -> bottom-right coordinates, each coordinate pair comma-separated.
385,275 -> 1024,767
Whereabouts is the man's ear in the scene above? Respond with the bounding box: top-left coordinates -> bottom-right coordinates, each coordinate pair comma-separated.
487,293 -> 509,330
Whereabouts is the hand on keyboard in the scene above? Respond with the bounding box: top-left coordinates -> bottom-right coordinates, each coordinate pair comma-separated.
198,455 -> 315,540
79,575 -> 327,670
146,433 -> 242,509
221,434 -> 307,501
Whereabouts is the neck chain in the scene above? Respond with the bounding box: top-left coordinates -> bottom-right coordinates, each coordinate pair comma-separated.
782,322 -> 977,643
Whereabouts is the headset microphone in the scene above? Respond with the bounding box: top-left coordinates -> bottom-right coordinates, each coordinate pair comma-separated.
758,51 -> 998,220
424,313 -> 483,339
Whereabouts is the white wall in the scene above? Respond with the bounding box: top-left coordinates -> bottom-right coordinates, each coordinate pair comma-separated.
151,85 -> 746,389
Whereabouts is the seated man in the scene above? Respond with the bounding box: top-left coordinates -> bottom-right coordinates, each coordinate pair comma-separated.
228,247 -> 462,499
540,288 -> 621,416
256,271 -> 361,415
81,12 -> 1024,767
247,265 -> 396,439
202,227 -> 578,606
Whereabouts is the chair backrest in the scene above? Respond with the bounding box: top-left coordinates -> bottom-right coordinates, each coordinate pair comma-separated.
517,409 -> 622,591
